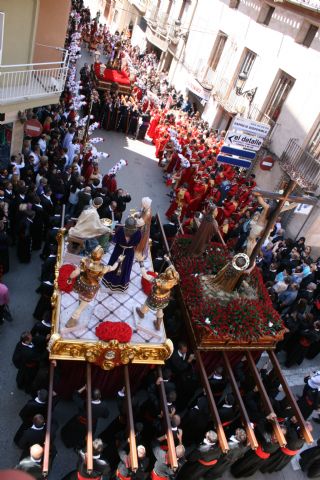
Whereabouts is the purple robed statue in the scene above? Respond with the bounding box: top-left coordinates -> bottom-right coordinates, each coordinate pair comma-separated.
103,217 -> 141,292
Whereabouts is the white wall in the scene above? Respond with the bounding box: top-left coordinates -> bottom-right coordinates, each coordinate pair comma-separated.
168,0 -> 320,158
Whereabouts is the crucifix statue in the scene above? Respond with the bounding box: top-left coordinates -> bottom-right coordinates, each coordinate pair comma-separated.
205,178 -> 315,293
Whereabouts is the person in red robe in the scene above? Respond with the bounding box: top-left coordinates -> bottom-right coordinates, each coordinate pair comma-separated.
164,151 -> 180,174
147,112 -> 161,141
155,133 -> 169,164
186,179 -> 208,216
223,199 -> 238,219
102,173 -> 117,193
165,186 -> 190,221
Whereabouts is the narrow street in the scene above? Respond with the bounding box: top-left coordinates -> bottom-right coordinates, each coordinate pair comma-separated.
0,35 -> 318,480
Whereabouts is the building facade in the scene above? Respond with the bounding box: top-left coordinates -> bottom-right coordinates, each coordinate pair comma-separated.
111,0 -> 320,249
0,0 -> 71,158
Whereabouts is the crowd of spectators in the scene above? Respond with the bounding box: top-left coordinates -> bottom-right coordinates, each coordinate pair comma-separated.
1,0 -> 320,478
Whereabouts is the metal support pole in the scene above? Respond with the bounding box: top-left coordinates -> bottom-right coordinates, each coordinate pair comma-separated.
156,366 -> 178,469
42,362 -> 55,477
268,351 -> 313,444
222,352 -> 258,450
124,366 -> 138,472
245,352 -> 286,447
60,204 -> 66,228
86,363 -> 93,473
195,351 -> 229,453
156,213 -> 170,254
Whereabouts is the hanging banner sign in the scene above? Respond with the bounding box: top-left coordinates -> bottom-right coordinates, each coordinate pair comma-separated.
186,76 -> 211,101
229,116 -> 270,138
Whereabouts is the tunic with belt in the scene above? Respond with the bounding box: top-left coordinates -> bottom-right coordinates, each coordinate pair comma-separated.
103,226 -> 141,292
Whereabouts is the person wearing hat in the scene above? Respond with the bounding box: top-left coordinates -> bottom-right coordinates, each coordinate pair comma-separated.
103,217 -> 141,292
135,197 -> 152,260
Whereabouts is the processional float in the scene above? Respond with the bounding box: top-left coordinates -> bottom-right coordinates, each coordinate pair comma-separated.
42,150 -> 320,475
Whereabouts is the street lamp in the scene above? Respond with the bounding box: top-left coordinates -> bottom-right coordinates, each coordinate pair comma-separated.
235,72 -> 257,105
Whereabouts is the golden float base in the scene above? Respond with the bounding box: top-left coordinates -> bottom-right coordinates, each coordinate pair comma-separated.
49,230 -> 173,370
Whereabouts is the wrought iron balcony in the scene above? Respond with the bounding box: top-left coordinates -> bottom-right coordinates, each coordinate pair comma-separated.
168,20 -> 181,45
145,3 -> 159,27
157,12 -> 169,35
0,54 -> 69,106
280,138 -> 320,191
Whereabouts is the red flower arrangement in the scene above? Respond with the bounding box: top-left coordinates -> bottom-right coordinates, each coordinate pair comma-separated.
172,237 -> 284,342
96,321 -> 133,343
58,264 -> 77,293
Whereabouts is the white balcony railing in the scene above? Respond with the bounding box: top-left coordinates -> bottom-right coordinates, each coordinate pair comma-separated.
0,56 -> 69,106
157,12 -> 169,35
146,3 -> 159,25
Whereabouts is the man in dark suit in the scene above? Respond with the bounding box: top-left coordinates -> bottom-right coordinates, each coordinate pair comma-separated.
167,341 -> 195,376
15,415 -> 46,459
15,443 -> 44,479
40,186 -> 54,214
99,199 -> 117,222
40,245 -> 57,283
112,188 -> 131,222
18,390 -> 48,428
218,393 -> 238,425
61,386 -> 109,449
12,331 -> 47,392
62,438 -> 111,480
74,186 -> 92,217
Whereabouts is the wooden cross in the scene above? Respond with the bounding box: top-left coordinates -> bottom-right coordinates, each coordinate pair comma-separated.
249,179 -> 307,265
